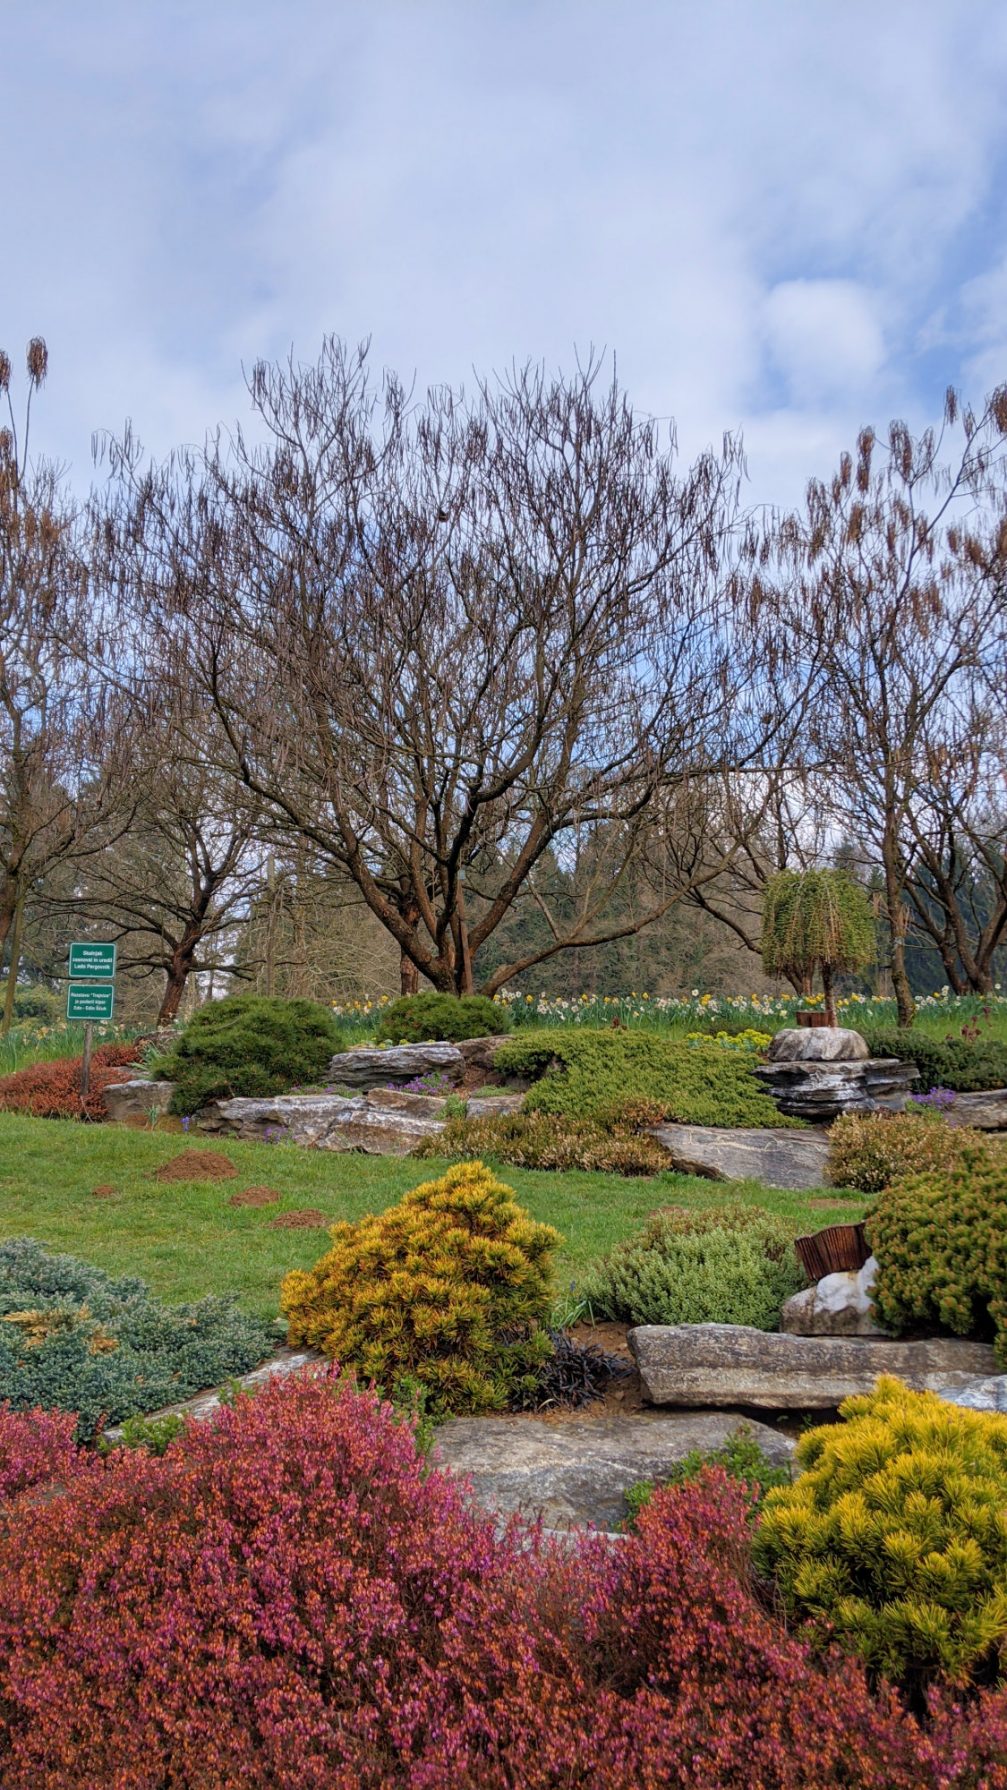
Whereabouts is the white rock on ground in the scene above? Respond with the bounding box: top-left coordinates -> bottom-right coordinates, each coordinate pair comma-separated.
780,1255 -> 890,1337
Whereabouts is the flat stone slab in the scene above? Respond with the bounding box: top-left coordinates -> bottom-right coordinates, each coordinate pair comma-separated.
200,1089 -> 447,1154
630,1323 -> 999,1409
434,1411 -> 794,1530
103,1348 -> 323,1441
942,1375 -> 1007,1413
650,1123 -> 831,1189
104,1079 -> 174,1123
327,1042 -> 465,1089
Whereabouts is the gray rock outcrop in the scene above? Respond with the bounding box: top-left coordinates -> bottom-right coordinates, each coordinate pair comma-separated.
199,1089 -> 448,1154
768,1026 -> 870,1062
104,1079 -> 175,1123
434,1411 -> 794,1530
941,1375 -> 1007,1413
327,1042 -> 465,1090
754,1056 -> 918,1120
630,1323 -> 998,1409
780,1255 -> 889,1336
650,1123 -> 831,1190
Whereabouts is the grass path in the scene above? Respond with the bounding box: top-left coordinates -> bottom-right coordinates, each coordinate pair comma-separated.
0,1114 -> 865,1319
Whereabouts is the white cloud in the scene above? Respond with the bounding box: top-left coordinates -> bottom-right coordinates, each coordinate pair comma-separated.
3,0 -> 1007,510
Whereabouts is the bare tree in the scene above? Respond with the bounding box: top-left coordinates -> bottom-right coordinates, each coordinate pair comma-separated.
107,341 -> 810,996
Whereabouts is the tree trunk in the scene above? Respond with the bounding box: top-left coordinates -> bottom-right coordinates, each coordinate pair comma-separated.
821,961 -> 836,1028
400,952 -> 419,996
158,949 -> 196,1026
0,888 -> 25,1036
882,836 -> 916,1027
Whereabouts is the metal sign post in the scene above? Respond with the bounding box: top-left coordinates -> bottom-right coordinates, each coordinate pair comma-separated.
66,944 -> 118,1100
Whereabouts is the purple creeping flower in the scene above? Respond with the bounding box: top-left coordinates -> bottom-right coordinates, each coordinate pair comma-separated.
913,1086 -> 957,1110
181,1115 -> 191,1133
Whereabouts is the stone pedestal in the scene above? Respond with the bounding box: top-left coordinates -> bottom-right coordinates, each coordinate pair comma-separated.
756,1025 -> 917,1120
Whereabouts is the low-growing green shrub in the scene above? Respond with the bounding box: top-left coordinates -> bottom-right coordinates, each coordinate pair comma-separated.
828,1108 -> 995,1194
625,1426 -> 792,1527
0,1238 -> 273,1438
583,1204 -> 805,1330
862,1027 -> 1007,1092
754,1376 -> 1007,1694
494,1029 -> 802,1128
154,994 -> 343,1114
867,1154 -> 1007,1358
281,1161 -> 558,1415
375,992 -> 509,1043
413,1110 -> 673,1175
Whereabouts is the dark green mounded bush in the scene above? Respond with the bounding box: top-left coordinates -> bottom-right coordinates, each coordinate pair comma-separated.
154,994 -> 343,1114
862,1027 -> 1007,1093
0,1238 -> 273,1439
867,1155 -> 1007,1361
582,1204 -> 806,1331
494,1028 -> 802,1129
374,992 -> 510,1044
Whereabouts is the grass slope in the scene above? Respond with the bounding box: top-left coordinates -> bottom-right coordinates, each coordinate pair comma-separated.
0,1114 -> 865,1320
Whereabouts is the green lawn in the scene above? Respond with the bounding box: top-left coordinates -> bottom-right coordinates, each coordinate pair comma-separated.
0,1114 -> 865,1320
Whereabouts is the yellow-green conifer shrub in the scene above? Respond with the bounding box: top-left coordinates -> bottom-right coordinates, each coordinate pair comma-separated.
754,1377 -> 1007,1691
280,1161 -> 559,1416
867,1156 -> 1007,1356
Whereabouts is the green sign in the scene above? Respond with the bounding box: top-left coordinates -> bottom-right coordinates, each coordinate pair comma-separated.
67,984 -> 115,1022
68,941 -> 117,979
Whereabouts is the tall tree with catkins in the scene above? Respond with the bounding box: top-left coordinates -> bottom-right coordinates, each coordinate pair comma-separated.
0,338 -> 134,1027
762,387 -> 1007,1025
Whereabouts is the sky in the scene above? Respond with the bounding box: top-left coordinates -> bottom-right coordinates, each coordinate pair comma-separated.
5,0 -> 1007,508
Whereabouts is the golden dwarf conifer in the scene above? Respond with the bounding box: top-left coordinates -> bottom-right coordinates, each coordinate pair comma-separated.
281,1161 -> 559,1415
754,1377 -> 1007,1692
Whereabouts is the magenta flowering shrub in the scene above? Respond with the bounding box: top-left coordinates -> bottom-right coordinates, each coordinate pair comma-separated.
0,1376 -> 1005,1785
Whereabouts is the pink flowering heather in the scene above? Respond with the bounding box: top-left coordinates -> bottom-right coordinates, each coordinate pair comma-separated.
0,1377 -> 1004,1786
0,1401 -> 80,1501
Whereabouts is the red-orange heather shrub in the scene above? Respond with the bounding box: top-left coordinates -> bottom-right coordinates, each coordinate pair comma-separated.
0,1042 -> 142,1119
0,1402 -> 78,1500
0,1375 -> 1004,1786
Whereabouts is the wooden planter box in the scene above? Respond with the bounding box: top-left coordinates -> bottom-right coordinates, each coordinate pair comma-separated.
796,1010 -> 831,1029
794,1222 -> 870,1282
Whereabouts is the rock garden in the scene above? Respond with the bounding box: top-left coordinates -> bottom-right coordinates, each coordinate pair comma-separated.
3,891 -> 1007,1778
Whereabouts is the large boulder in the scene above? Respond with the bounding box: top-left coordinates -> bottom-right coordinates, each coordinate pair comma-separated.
650,1123 -> 831,1190
768,1026 -> 870,1062
103,1079 -> 175,1124
947,1090 -> 1007,1131
780,1255 -> 890,1337
630,1323 -> 998,1409
434,1411 -> 794,1530
327,1042 -> 465,1090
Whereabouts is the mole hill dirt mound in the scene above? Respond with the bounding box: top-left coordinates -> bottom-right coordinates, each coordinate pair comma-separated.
154,1151 -> 238,1183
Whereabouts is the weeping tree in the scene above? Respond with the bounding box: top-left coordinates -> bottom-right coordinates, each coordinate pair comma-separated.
761,870 -> 874,1025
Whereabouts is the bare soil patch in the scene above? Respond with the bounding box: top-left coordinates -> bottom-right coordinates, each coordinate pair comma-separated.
154,1151 -> 238,1183
228,1185 -> 281,1208
268,1208 -> 328,1230
91,1183 -> 119,1199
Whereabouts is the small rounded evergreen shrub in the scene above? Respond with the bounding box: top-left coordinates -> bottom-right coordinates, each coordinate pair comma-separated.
582,1204 -> 805,1330
413,1110 -> 672,1175
281,1161 -> 559,1414
374,991 -> 509,1043
495,1029 -> 802,1129
154,994 -> 343,1113
862,1028 -> 1007,1093
828,1109 -> 994,1194
754,1376 -> 1007,1693
867,1155 -> 1007,1358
